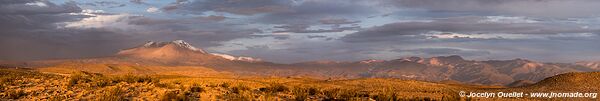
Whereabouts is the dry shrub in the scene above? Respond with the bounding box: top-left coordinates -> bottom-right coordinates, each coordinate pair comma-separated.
68,71 -> 98,87
159,90 -> 191,101
68,71 -> 160,88
189,85 -> 204,93
113,74 -> 158,84
2,89 -> 26,99
371,92 -> 399,101
220,92 -> 254,101
261,83 -> 289,93
292,86 -> 321,100
220,82 -> 231,88
321,88 -> 371,100
231,85 -> 251,94
97,86 -> 127,101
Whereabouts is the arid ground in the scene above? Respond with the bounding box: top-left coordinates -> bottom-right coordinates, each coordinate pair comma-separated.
1,68 -> 598,101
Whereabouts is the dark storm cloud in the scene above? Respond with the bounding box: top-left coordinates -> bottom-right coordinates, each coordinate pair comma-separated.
341,16 -> 599,42
389,0 -> 600,18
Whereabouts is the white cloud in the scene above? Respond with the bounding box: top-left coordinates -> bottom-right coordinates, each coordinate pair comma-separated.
64,13 -> 139,29
146,7 -> 160,13
70,9 -> 106,16
25,2 -> 48,7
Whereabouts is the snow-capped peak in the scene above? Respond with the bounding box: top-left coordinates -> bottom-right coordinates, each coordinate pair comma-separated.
172,40 -> 186,44
138,40 -> 206,53
211,53 -> 236,60
170,40 -> 202,52
359,59 -> 384,64
143,41 -> 156,47
211,53 -> 262,62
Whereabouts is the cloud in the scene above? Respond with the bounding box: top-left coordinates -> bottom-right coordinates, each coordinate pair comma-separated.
64,13 -> 136,29
227,42 -> 371,63
3,0 -> 600,63
0,0 -> 83,31
146,7 -> 160,13
160,0 -> 190,12
251,34 -> 290,40
25,2 -> 48,7
127,15 -> 226,25
306,35 -> 327,39
341,16 -> 600,42
130,0 -> 145,4
160,0 -> 375,35
254,0 -> 378,24
392,48 -> 491,57
319,18 -> 361,25
0,0 -> 129,60
82,1 -> 126,8
0,1 -> 81,15
164,0 -> 377,24
64,13 -> 256,46
162,0 -> 292,15
0,0 -> 259,61
389,0 -> 600,18
272,24 -> 360,33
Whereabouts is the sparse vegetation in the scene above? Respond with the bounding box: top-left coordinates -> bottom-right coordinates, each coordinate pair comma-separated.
98,86 -> 126,101
1,68 -> 598,100
262,83 -> 290,93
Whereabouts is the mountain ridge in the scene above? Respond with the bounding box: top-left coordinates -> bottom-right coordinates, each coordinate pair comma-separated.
6,40 -> 600,86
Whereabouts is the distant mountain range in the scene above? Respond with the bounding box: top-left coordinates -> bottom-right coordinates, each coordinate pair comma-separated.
2,40 -> 599,86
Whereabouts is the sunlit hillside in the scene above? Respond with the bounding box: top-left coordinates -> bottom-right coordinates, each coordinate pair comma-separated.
1,68 -> 598,100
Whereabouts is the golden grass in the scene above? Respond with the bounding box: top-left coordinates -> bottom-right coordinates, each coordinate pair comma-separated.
1,68 -> 598,101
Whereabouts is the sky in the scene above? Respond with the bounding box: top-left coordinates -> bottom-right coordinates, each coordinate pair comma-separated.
1,0 -> 600,63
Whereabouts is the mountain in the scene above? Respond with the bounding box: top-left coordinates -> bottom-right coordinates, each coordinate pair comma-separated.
506,80 -> 535,87
575,61 -> 600,70
113,40 -> 263,64
117,40 -> 208,58
7,40 -> 600,86
28,40 -> 270,77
